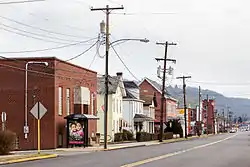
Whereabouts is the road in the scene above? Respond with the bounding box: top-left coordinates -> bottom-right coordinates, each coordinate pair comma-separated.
3,132 -> 250,167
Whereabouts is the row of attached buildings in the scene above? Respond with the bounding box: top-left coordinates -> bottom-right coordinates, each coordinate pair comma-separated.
0,57 -> 217,150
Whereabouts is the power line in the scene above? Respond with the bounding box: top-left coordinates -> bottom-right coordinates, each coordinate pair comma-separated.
0,22 -> 82,43
110,44 -> 139,81
0,25 -> 69,44
112,12 -> 177,15
0,37 -> 98,54
2,3 -> 95,37
0,0 -> 45,4
0,15 -> 87,39
186,80 -> 250,86
65,40 -> 99,61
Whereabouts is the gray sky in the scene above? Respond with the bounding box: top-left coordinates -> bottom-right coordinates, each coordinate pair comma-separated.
0,0 -> 249,98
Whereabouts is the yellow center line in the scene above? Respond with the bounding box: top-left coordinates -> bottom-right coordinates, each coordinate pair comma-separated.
120,134 -> 237,167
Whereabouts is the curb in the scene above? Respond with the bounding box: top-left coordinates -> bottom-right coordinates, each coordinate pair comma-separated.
0,154 -> 58,165
103,144 -> 147,151
100,134 -> 221,151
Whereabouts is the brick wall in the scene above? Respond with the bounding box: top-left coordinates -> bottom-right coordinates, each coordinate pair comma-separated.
0,57 -> 97,150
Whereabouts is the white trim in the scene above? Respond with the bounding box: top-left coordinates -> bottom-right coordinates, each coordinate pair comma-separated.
122,98 -> 145,103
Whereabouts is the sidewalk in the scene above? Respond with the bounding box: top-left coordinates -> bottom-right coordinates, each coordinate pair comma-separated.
2,133 -> 219,165
0,153 -> 57,165
12,133 -> 217,154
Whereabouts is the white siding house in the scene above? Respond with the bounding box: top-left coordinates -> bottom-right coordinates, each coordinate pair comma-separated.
96,73 -> 126,142
123,81 -> 155,135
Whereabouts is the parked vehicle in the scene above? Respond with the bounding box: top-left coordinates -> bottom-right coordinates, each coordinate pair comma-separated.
229,128 -> 236,133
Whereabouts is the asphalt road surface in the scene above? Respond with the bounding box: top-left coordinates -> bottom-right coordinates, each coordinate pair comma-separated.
3,132 -> 250,167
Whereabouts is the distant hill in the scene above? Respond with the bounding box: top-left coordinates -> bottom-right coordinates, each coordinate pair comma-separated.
166,85 -> 250,117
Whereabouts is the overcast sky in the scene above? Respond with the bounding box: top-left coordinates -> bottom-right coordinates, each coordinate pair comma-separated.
0,0 -> 249,98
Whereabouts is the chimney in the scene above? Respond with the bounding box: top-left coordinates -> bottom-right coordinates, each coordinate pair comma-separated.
116,72 -> 123,77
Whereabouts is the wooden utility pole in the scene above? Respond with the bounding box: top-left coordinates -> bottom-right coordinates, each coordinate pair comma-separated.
222,109 -> 225,132
155,41 -> 177,142
176,76 -> 191,139
206,94 -> 209,135
198,86 -> 201,122
91,5 -> 124,149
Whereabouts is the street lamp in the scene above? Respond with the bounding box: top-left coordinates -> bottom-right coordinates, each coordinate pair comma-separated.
24,61 -> 48,139
110,38 -> 149,46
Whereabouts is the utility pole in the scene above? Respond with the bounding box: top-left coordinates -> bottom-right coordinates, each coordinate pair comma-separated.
227,106 -> 229,132
176,76 -> 191,139
206,94 -> 209,135
155,41 -> 177,142
222,109 -> 225,132
91,5 -> 124,150
213,110 -> 217,134
198,86 -> 201,122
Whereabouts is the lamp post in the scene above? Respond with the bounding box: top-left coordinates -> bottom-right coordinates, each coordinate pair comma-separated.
24,61 -> 48,139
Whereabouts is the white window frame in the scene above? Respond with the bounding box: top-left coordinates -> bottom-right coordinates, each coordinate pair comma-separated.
58,87 -> 63,116
91,93 -> 95,115
66,88 -> 70,115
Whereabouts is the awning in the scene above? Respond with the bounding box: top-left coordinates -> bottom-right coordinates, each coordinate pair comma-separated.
134,114 -> 154,122
64,114 -> 99,120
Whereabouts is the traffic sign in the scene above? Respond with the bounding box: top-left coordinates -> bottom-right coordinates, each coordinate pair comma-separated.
30,101 -> 47,154
30,102 -> 47,120
24,126 -> 29,133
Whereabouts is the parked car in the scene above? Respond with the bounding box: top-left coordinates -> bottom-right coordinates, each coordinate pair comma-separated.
230,128 -> 236,133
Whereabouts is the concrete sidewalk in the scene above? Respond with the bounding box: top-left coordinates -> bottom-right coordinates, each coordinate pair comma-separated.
0,133 -> 221,165
10,133 -> 219,156
0,153 -> 57,165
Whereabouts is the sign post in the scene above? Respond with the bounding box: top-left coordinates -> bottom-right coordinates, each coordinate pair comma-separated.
37,102 -> 41,154
1,112 -> 6,131
30,101 -> 47,154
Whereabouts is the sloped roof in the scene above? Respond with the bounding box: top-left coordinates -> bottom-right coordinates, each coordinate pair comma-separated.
123,81 -> 139,89
123,80 -> 139,99
124,89 -> 137,99
97,75 -> 120,94
139,77 -> 177,102
145,78 -> 170,95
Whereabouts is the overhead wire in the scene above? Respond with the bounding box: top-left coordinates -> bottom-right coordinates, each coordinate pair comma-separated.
112,12 -> 177,16
0,25 -> 69,44
0,0 -> 45,4
0,15 -> 87,39
1,2 -> 96,37
186,80 -> 250,86
0,37 -> 98,54
64,40 -> 99,62
0,22 -> 83,43
110,44 -> 140,81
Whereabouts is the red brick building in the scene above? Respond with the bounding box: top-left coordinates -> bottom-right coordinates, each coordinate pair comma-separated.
202,98 -> 215,134
0,57 -> 97,150
139,78 -> 177,132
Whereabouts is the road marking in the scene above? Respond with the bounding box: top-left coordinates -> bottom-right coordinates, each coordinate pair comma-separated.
120,134 -> 237,167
